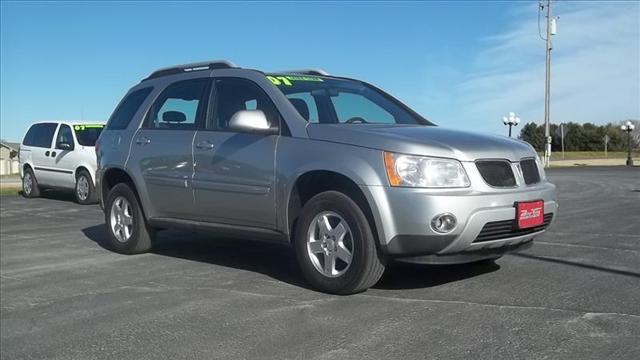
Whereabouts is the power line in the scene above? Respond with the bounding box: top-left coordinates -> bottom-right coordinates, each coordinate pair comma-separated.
538,1 -> 547,41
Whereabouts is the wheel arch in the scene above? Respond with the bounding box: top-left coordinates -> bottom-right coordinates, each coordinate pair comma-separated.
286,170 -> 381,249
101,167 -> 135,199
74,165 -> 95,184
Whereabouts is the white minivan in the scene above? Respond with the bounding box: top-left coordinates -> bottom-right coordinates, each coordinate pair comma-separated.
19,121 -> 104,204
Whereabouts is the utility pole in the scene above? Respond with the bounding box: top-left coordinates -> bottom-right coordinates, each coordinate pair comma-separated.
541,0 -> 555,167
560,123 -> 564,159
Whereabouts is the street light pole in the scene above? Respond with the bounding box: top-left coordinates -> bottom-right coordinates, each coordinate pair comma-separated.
621,121 -> 635,166
542,0 -> 554,168
503,112 -> 520,138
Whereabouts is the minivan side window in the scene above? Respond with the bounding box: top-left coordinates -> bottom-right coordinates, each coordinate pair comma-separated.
56,124 -> 75,150
22,123 -> 58,148
213,78 -> 280,131
106,87 -> 153,130
144,78 -> 210,130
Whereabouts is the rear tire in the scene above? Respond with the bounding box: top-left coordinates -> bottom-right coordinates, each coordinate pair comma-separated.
22,168 -> 40,198
75,169 -> 97,205
295,191 -> 385,294
104,183 -> 154,254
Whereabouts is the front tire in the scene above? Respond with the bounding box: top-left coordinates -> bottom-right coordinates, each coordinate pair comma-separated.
104,183 -> 154,254
75,169 -> 97,205
22,168 -> 40,198
295,191 -> 385,294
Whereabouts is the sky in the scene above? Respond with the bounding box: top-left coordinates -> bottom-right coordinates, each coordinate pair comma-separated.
1,1 -> 639,141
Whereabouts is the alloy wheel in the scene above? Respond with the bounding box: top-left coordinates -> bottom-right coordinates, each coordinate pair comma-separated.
76,176 -> 89,201
23,173 -> 33,195
306,211 -> 354,278
110,196 -> 134,243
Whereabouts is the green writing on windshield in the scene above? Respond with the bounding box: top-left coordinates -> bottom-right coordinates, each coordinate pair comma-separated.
74,124 -> 105,131
267,75 -> 324,86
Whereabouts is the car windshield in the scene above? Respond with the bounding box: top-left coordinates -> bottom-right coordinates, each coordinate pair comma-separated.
266,74 -> 430,125
73,124 -> 104,146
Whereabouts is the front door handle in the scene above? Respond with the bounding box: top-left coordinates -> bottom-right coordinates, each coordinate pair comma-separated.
196,141 -> 215,150
135,136 -> 151,145
45,151 -> 50,157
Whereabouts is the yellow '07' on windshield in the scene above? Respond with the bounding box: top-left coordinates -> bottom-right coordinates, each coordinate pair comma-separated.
266,75 -> 324,86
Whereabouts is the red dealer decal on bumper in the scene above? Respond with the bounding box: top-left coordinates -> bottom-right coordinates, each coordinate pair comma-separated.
516,200 -> 544,229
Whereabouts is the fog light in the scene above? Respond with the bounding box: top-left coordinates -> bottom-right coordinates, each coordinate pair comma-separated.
430,213 -> 457,233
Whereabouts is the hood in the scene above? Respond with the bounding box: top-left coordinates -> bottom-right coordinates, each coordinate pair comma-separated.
306,124 -> 536,162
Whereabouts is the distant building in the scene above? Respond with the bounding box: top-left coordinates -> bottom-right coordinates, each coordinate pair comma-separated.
0,141 -> 20,175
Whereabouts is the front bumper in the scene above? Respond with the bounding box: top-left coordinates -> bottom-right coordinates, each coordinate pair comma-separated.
362,181 -> 558,262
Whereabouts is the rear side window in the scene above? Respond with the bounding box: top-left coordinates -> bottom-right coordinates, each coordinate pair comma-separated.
22,123 -> 58,148
106,87 -> 153,130
145,78 -> 210,130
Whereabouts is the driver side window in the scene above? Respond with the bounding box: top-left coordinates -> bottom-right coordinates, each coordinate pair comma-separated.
213,78 -> 280,131
331,92 -> 394,124
56,124 -> 75,150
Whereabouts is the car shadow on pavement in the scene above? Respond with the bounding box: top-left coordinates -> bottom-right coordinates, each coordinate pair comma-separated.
81,224 -> 501,292
81,224 -> 314,290
374,260 -> 500,290
37,189 -> 77,203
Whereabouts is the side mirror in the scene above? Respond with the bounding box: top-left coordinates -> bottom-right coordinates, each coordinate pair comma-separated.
229,110 -> 277,134
58,142 -> 74,151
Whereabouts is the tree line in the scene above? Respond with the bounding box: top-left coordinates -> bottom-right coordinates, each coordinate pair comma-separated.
518,121 -> 639,152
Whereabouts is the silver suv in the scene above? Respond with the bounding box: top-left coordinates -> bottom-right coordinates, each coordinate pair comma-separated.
96,60 -> 557,294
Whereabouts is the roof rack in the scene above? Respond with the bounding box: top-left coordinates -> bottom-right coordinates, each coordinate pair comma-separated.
280,68 -> 330,76
143,60 -> 238,81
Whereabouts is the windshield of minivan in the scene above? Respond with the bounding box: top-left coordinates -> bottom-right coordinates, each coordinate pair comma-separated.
266,74 -> 429,125
73,124 -> 104,146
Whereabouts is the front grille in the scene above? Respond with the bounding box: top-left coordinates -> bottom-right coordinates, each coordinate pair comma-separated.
520,159 -> 541,185
476,161 -> 516,187
473,213 -> 553,243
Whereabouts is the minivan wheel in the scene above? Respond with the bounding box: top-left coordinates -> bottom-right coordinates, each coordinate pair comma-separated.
295,191 -> 385,294
22,168 -> 40,198
104,183 -> 154,254
75,169 -> 97,205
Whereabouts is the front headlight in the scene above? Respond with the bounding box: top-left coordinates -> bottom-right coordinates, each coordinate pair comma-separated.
384,152 -> 470,188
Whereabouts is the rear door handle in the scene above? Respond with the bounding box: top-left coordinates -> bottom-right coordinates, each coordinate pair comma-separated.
135,136 -> 151,145
196,141 -> 215,150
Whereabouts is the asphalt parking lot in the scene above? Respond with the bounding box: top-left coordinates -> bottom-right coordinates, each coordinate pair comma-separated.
1,167 -> 639,360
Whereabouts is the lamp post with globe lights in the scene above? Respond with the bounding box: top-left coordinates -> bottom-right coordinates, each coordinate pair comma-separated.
621,121 -> 635,166
503,112 -> 520,138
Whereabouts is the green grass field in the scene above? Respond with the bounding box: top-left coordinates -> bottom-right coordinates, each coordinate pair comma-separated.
0,186 -> 20,196
539,151 -> 639,161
